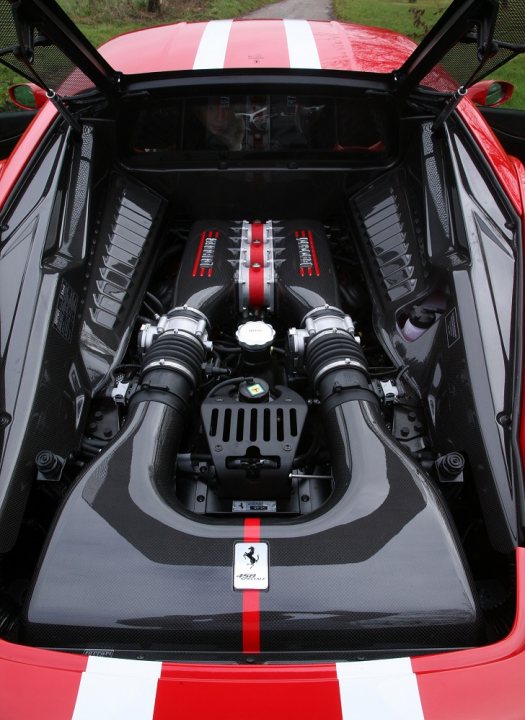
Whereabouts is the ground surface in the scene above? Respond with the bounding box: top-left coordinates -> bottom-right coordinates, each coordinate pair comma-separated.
245,0 -> 333,19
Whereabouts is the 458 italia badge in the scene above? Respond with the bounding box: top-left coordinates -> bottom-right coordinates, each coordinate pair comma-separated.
233,542 -> 269,590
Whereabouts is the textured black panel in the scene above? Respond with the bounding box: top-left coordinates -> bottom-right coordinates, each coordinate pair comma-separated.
80,175 -> 165,387
276,220 -> 340,321
0,132 -> 80,552
354,172 -> 425,304
173,220 -> 236,320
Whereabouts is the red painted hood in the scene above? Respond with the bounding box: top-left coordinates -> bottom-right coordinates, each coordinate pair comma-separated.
98,19 -> 417,75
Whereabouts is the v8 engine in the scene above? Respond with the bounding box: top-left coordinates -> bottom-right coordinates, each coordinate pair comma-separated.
137,219 -> 364,505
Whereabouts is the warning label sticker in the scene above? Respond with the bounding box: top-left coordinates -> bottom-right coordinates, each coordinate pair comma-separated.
53,280 -> 78,343
445,307 -> 460,348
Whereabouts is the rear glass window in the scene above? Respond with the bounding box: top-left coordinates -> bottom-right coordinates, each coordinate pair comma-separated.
124,94 -> 388,160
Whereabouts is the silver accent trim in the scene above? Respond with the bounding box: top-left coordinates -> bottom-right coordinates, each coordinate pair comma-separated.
237,220 -> 275,312
303,306 -> 356,337
232,500 -> 277,513
139,306 -> 209,351
288,308 -> 359,372
263,220 -> 275,312
238,220 -> 250,312
142,359 -> 197,384
289,473 -> 333,480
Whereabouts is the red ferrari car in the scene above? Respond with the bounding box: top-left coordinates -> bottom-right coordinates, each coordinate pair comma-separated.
1,0 -> 525,717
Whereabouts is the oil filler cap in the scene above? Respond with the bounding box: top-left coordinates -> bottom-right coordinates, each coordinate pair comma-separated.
236,321 -> 275,351
239,379 -> 270,403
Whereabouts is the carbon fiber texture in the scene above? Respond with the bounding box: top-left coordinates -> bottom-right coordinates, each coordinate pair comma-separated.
22,401 -> 479,654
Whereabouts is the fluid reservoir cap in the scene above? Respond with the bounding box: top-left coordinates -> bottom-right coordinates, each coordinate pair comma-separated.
239,379 -> 270,403
236,321 -> 276,351
409,305 -> 436,329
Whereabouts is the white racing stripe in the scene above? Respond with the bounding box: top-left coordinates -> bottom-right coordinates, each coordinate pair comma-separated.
193,19 -> 233,70
336,658 -> 424,719
283,19 -> 321,69
72,656 -> 162,720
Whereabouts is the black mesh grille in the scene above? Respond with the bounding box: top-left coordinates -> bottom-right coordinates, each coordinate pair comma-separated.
0,2 -> 93,96
422,0 -> 525,92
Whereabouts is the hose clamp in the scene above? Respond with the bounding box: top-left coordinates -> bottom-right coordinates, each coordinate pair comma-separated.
313,358 -> 367,387
142,359 -> 197,384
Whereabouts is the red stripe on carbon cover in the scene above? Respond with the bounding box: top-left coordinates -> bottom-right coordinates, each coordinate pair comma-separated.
154,663 -> 343,720
249,223 -> 265,308
243,589 -> 260,654
243,517 -> 261,654
223,20 -> 290,68
244,517 -> 261,542
0,646 -> 86,720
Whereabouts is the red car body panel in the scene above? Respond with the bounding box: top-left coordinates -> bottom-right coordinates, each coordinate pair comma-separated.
0,102 -> 57,208
457,99 -> 523,213
1,17 -> 524,719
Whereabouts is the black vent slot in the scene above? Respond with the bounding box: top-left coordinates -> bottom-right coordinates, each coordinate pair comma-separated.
207,405 -> 300,444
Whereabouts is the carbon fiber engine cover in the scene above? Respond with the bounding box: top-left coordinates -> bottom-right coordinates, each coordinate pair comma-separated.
21,400 -> 480,657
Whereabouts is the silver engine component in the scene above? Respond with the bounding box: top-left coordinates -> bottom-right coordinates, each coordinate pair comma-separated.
138,306 -> 210,353
288,306 -> 364,383
235,320 -> 276,351
237,220 -> 276,313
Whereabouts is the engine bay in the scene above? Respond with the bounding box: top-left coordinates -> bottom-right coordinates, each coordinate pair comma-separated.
0,87 -> 522,659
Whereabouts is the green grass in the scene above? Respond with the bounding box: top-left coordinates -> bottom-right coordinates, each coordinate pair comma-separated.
333,0 -> 446,38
